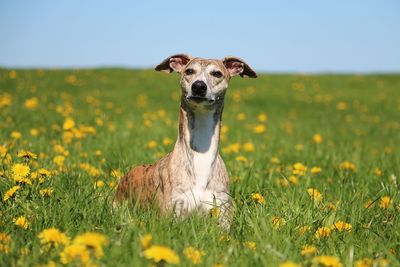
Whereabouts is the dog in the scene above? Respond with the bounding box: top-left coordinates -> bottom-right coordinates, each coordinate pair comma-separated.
115,54 -> 257,226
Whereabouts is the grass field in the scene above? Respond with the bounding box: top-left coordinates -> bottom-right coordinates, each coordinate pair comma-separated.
0,68 -> 399,267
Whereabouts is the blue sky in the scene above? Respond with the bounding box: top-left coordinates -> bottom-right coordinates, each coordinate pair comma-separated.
0,0 -> 399,72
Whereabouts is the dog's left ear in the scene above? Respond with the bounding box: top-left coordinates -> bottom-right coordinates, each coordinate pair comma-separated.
223,57 -> 257,78
155,54 -> 192,73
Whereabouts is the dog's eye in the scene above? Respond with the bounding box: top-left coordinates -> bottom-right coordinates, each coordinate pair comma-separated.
211,70 -> 223,78
185,68 -> 194,75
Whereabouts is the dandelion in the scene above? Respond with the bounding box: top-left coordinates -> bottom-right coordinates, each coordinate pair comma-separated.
374,168 -> 382,177
38,228 -> 70,247
257,113 -> 268,122
315,227 -> 331,238
11,131 -> 22,139
30,128 -> 39,136
293,163 -> 307,176
63,117 -> 75,130
14,216 -> 29,229
94,180 -> 105,188
271,216 -> 286,229
140,234 -> 152,250
38,168 -> 51,177
243,142 -> 255,152
0,232 -> 11,254
40,188 -> 54,197
235,155 -> 248,163
251,193 -> 266,204
279,261 -> 301,267
364,199 -> 375,209
307,188 -> 322,201
60,244 -> 90,264
332,221 -> 352,232
147,140 -> 158,149
312,255 -> 343,267
3,185 -> 21,202
0,146 -> 7,157
313,133 -> 323,144
14,177 -> 32,185
184,246 -> 205,264
270,157 -> 280,164
336,101 -> 347,110
288,175 -> 299,184
355,258 -> 374,267
311,166 -> 322,175
236,112 -> 246,121
53,155 -> 65,167
24,97 -> 38,109
298,225 -> 311,235
73,232 -> 108,259
301,244 -> 317,256
12,163 -> 30,178
243,241 -> 256,250
379,196 -> 392,209
17,150 -> 38,159
163,137 -> 173,146
339,161 -> 356,172
253,124 -> 266,134
143,245 -> 180,265
110,169 -> 122,178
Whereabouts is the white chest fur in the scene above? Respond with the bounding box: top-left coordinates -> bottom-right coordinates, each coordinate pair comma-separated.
173,110 -> 222,213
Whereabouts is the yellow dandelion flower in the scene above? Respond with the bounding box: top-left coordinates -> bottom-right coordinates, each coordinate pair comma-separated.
40,188 -> 54,197
293,162 -> 307,176
24,97 -> 38,109
312,255 -> 343,267
0,232 -> 11,254
30,128 -> 39,137
163,137 -> 173,146
12,163 -> 30,178
253,124 -> 266,134
243,241 -> 256,250
374,168 -> 382,177
53,155 -> 65,167
307,188 -> 322,201
183,246 -> 205,265
339,161 -> 356,172
332,221 -> 352,232
3,185 -> 21,202
270,157 -> 280,164
14,177 -> 32,185
38,168 -> 51,177
311,166 -> 322,175
14,216 -> 29,229
355,258 -> 374,267
313,133 -> 323,144
243,142 -> 255,152
279,261 -> 301,267
60,244 -> 90,264
140,234 -> 152,250
73,232 -> 108,259
11,131 -> 22,139
315,227 -> 331,238
257,113 -> 268,122
17,150 -> 38,159
301,244 -> 317,256
236,112 -> 246,121
379,196 -> 392,209
364,199 -> 375,209
143,245 -> 180,265
236,155 -> 248,163
110,169 -> 122,178
38,228 -> 70,247
0,146 -> 8,157
251,193 -> 266,204
288,175 -> 299,184
147,140 -> 158,149
271,216 -> 286,229
63,117 -> 75,130
94,180 -> 105,188
298,225 -> 311,235
0,93 -> 12,108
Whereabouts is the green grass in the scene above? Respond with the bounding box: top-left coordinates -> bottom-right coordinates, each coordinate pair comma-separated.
0,68 -> 399,267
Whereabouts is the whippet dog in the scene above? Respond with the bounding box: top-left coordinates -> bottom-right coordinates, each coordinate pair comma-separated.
115,54 -> 257,226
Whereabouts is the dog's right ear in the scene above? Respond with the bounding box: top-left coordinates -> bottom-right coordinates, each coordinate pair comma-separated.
155,54 -> 192,73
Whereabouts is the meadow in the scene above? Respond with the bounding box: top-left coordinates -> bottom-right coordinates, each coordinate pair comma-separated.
0,68 -> 399,267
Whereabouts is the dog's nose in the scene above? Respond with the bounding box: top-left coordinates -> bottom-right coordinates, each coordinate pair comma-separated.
191,81 -> 207,97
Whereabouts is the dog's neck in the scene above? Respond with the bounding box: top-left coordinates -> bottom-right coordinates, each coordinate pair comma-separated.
176,99 -> 223,185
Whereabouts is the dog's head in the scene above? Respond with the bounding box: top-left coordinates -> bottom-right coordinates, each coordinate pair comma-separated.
155,54 -> 257,107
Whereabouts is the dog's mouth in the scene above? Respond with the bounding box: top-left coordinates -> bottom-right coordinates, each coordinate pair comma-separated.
186,96 -> 215,104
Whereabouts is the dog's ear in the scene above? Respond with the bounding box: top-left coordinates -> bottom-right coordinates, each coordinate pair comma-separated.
155,54 -> 193,73
222,56 -> 257,78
